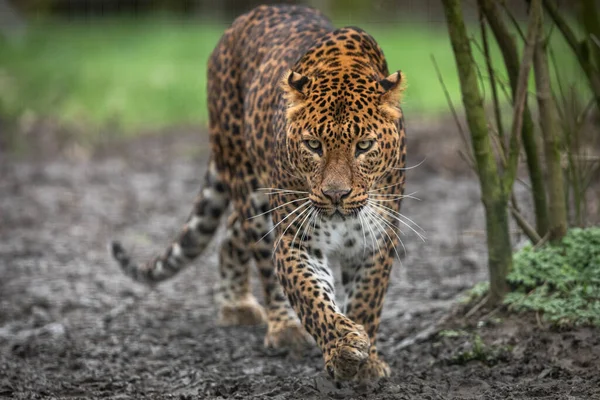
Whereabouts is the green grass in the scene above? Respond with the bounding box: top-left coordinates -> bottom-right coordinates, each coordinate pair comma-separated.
0,16 -> 587,138
0,17 -> 226,136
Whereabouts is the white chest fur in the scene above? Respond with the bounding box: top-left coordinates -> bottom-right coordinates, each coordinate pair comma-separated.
310,214 -> 375,260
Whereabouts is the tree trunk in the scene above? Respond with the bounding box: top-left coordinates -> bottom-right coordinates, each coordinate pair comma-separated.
478,0 -> 548,239
534,5 -> 568,242
441,0 -> 511,304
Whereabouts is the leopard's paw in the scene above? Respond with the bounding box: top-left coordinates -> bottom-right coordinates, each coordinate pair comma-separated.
217,294 -> 267,326
264,320 -> 314,351
354,356 -> 391,381
325,330 -> 370,381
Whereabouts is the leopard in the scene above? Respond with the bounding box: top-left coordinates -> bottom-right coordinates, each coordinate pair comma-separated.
111,4 -> 408,382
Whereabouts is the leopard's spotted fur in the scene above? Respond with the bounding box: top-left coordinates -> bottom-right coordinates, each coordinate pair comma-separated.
111,4 -> 407,381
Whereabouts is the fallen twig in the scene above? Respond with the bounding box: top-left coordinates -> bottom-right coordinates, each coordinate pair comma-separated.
389,288 -> 473,353
465,294 -> 489,319
389,312 -> 454,353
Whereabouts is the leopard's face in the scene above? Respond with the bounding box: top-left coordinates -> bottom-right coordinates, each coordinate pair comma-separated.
282,70 -> 405,218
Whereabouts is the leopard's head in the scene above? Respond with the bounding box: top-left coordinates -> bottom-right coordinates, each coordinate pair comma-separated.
281,68 -> 406,218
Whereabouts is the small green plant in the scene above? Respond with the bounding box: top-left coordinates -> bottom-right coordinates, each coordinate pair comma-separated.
461,281 -> 490,304
467,227 -> 600,326
505,227 -> 600,326
444,333 -> 509,366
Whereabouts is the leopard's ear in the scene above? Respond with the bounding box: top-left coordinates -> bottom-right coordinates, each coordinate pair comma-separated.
281,70 -> 311,119
378,70 -> 406,121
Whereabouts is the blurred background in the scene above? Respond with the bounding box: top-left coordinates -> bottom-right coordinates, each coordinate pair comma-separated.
0,0 -> 582,155
2,3 -> 599,398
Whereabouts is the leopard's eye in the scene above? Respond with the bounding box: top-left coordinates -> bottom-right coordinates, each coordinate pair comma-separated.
305,139 -> 322,152
356,140 -> 374,154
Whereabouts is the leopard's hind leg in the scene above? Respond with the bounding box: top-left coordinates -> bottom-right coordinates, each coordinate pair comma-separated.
215,211 -> 267,326
215,178 -> 311,346
205,17 -> 310,348
242,191 -> 314,351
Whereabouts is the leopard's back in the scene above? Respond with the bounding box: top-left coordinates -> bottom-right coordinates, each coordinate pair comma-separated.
206,5 -> 334,182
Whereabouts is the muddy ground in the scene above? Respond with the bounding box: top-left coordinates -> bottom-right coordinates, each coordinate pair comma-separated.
1,120 -> 599,399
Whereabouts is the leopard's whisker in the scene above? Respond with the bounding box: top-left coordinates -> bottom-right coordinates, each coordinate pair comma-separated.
369,197 -> 410,203
368,192 -> 417,198
362,207 -> 383,259
307,207 -> 320,240
368,159 -> 423,191
365,206 -> 406,261
300,208 -> 318,247
367,200 -> 426,242
370,157 -> 411,188
360,209 -> 375,255
368,200 -> 426,236
364,208 -> 391,256
391,157 -> 427,171
248,196 -> 309,220
256,187 -> 307,192
371,168 -> 393,188
366,207 -> 392,260
368,201 -> 424,241
368,191 -> 420,200
281,166 -> 304,181
313,209 -> 321,235
357,210 -> 368,260
272,204 -> 312,258
368,178 -> 407,193
291,207 -> 315,252
368,194 -> 421,202
298,212 -> 312,246
257,188 -> 309,195
257,200 -> 310,244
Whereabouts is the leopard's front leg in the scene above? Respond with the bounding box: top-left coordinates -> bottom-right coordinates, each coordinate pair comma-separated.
341,246 -> 395,380
339,205 -> 403,380
275,238 -> 371,381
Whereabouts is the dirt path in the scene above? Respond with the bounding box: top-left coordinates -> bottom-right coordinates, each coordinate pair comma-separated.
1,123 -> 599,399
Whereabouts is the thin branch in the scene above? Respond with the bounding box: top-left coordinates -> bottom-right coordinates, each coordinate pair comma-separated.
465,294 -> 489,318
500,1 -> 526,41
469,37 -> 489,102
503,0 -> 541,195
489,125 -> 508,165
549,48 -> 568,122
534,3 -> 568,241
469,38 -> 540,99
458,150 -> 478,173
431,54 -> 475,166
479,0 -> 549,237
509,192 -> 541,244
533,233 -> 550,250
479,7 -> 506,149
543,0 -> 580,54
509,204 -> 542,244
543,0 -> 600,110
592,34 -> 600,49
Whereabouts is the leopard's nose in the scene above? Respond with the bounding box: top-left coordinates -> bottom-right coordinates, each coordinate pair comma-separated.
322,188 -> 351,205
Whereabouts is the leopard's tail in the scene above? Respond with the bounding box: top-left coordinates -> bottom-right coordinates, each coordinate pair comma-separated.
110,159 -> 230,284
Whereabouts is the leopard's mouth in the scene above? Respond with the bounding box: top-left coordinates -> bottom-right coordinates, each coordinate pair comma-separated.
330,209 -> 347,220
320,205 -> 364,220
308,195 -> 366,219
